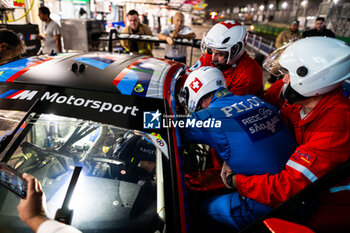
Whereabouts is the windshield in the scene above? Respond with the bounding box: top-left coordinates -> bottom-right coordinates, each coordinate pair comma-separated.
0,111 -> 164,233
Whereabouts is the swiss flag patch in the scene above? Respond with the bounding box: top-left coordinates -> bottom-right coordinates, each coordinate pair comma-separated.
189,78 -> 203,93
220,21 -> 241,29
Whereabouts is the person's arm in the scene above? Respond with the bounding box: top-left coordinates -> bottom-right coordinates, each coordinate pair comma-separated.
17,174 -> 48,232
177,26 -> 196,40
233,113 -> 349,207
17,174 -> 82,233
120,27 -> 130,51
275,31 -> 284,48
182,32 -> 196,40
220,161 -> 234,189
263,79 -> 285,109
158,33 -> 174,45
54,34 -> 62,53
52,24 -> 62,53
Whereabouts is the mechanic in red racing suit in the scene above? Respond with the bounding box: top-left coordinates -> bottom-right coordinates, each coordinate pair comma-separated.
228,37 -> 350,232
189,20 -> 263,98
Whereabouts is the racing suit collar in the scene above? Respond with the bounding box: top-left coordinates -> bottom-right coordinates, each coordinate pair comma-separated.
210,87 -> 232,104
296,88 -> 343,126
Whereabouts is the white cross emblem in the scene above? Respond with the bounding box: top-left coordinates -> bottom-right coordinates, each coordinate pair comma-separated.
190,77 -> 203,93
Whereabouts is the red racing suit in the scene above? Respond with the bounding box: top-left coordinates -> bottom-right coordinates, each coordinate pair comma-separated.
190,52 -> 264,97
236,86 -> 350,213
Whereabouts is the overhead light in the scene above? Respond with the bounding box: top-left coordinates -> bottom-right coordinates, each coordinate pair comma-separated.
282,2 -> 288,9
269,4 -> 274,9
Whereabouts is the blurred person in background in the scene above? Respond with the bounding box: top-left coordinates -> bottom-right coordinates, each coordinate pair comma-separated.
302,17 -> 335,38
158,12 -> 196,63
0,28 -> 25,65
121,10 -> 153,55
265,20 -> 302,90
37,6 -> 62,54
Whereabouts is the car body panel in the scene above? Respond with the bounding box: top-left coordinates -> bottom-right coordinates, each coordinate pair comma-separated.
0,53 -> 188,233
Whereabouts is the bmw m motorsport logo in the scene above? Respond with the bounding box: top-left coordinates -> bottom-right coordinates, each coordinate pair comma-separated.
0,89 -> 139,116
0,90 -> 38,100
143,110 -> 161,129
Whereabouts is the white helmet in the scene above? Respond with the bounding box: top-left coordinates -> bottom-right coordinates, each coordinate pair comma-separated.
201,20 -> 247,65
264,37 -> 350,102
178,66 -> 226,113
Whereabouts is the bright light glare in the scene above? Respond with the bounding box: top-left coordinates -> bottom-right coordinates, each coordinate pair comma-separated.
269,4 -> 274,9
333,0 -> 339,4
301,0 -> 308,7
259,5 -> 265,11
282,2 -> 288,9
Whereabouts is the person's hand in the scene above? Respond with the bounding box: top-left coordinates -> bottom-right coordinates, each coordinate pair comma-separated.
170,31 -> 179,38
166,36 -> 174,45
17,174 -> 48,232
220,161 -> 234,189
36,34 -> 44,40
139,160 -> 156,174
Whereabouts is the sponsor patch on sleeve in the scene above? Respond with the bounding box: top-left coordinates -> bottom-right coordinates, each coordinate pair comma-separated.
234,106 -> 284,142
215,89 -> 230,98
291,150 -> 315,168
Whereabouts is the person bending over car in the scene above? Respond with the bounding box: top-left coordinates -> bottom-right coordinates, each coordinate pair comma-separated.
189,20 -> 263,97
179,66 -> 297,230
233,37 -> 350,233
0,28 -> 25,65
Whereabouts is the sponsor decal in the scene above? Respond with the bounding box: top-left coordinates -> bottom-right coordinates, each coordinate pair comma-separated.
292,150 -> 315,168
220,96 -> 264,116
156,138 -> 164,147
40,92 -> 139,116
134,83 -> 144,92
0,89 -> 140,116
189,77 -> 203,93
234,106 -> 284,142
215,88 -> 230,98
143,110 -> 162,129
27,34 -> 37,41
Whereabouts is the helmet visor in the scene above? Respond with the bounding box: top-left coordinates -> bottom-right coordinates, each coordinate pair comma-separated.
200,37 -> 212,55
178,86 -> 189,108
263,41 -> 293,76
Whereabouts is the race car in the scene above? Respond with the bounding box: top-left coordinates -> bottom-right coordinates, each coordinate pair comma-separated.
0,53 -> 348,233
0,52 -> 189,233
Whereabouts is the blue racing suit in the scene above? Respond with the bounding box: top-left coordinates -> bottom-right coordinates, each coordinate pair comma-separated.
181,88 -> 297,230
181,88 -> 296,175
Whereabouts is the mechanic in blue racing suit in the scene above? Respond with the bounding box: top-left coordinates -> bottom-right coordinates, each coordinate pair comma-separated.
179,66 -> 297,231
